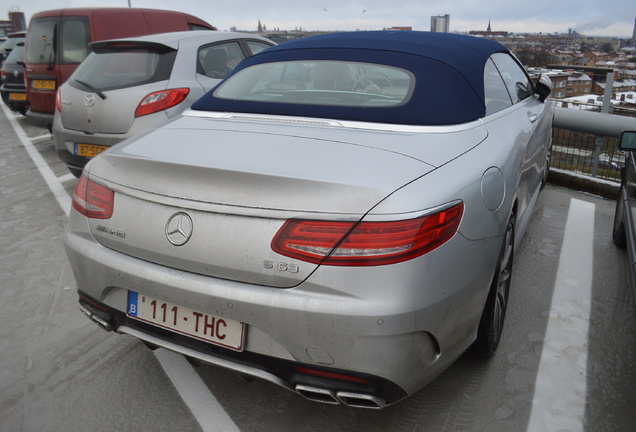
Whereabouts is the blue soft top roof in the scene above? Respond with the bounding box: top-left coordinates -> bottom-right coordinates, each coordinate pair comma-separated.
192,31 -> 511,125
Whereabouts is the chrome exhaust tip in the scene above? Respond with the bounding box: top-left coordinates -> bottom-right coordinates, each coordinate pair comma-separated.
79,305 -> 113,332
294,385 -> 388,409
336,392 -> 386,409
295,385 -> 340,405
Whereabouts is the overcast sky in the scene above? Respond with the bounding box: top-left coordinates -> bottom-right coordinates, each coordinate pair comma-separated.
3,0 -> 635,37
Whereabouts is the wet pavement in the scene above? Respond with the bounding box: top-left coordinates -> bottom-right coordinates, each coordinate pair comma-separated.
1,105 -> 635,432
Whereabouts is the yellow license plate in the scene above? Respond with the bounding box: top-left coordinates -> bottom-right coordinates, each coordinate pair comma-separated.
75,143 -> 109,158
32,80 -> 56,90
9,93 -> 27,100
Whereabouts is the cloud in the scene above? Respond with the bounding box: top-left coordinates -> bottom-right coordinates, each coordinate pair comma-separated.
4,0 -> 633,37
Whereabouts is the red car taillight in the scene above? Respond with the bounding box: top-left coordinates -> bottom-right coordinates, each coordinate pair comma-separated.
135,88 -> 189,117
271,202 -> 464,266
72,175 -> 114,219
0,68 -> 6,81
295,367 -> 369,384
55,87 -> 62,112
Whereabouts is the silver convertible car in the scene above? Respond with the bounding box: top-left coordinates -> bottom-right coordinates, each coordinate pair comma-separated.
65,31 -> 553,408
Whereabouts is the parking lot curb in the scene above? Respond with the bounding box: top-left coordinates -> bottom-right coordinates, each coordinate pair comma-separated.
548,168 -> 619,200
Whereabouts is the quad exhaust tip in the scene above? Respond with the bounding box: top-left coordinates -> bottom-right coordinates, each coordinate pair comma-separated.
295,384 -> 387,409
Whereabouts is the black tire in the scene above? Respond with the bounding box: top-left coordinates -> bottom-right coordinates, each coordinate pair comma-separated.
613,187 -> 627,248
472,214 -> 515,358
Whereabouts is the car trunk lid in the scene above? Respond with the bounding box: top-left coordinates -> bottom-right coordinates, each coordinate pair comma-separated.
84,115 -> 486,287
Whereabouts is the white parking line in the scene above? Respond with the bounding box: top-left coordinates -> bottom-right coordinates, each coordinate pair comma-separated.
528,198 -> 595,432
1,105 -> 239,432
1,103 -> 71,216
154,349 -> 240,432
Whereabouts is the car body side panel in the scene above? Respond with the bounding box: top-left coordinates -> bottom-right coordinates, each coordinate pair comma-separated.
616,151 -> 636,309
623,152 -> 636,267
371,96 -> 552,245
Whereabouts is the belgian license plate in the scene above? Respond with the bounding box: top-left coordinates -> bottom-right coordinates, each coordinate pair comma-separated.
9,93 -> 27,100
32,79 -> 56,90
127,291 -> 245,351
74,143 -> 109,158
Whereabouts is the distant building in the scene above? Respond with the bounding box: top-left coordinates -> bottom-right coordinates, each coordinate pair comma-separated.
0,11 -> 26,36
470,21 -> 508,37
529,67 -> 593,98
430,15 -> 450,33
632,17 -> 636,42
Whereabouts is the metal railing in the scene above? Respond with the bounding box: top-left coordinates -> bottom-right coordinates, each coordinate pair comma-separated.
550,72 -> 636,183
551,126 -> 621,181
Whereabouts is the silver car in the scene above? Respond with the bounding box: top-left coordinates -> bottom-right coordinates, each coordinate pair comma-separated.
65,31 -> 553,408
53,30 -> 274,177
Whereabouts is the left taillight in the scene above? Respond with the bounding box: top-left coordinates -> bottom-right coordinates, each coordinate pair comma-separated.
72,175 -> 114,219
135,88 -> 189,117
271,202 -> 464,266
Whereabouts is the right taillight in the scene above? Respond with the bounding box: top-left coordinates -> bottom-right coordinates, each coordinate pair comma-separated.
135,88 -> 189,117
72,174 -> 114,219
271,202 -> 464,266
55,87 -> 62,112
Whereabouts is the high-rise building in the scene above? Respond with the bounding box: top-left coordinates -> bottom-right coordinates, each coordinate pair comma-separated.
0,11 -> 26,36
632,17 -> 636,42
431,14 -> 450,33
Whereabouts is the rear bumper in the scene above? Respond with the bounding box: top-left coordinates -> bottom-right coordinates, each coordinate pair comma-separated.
53,114 -> 126,172
26,109 -> 54,130
53,110 -> 165,171
65,204 -> 500,406
78,291 -> 407,408
0,87 -> 28,114
56,148 -> 90,173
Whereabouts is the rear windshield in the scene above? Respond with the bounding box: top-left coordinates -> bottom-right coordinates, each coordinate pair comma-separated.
70,47 -> 177,91
214,61 -> 413,107
25,18 -> 55,65
5,44 -> 24,63
26,16 -> 90,65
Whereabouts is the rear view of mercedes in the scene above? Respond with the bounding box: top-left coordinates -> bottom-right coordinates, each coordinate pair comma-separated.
65,31 -> 553,408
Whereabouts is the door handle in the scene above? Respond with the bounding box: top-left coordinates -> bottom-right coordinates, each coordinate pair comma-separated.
528,112 -> 538,123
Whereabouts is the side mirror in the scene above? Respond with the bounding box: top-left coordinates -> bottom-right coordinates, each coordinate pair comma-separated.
619,131 -> 636,151
535,74 -> 552,103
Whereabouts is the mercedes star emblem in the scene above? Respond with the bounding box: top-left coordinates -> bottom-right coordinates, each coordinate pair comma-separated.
165,212 -> 193,246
